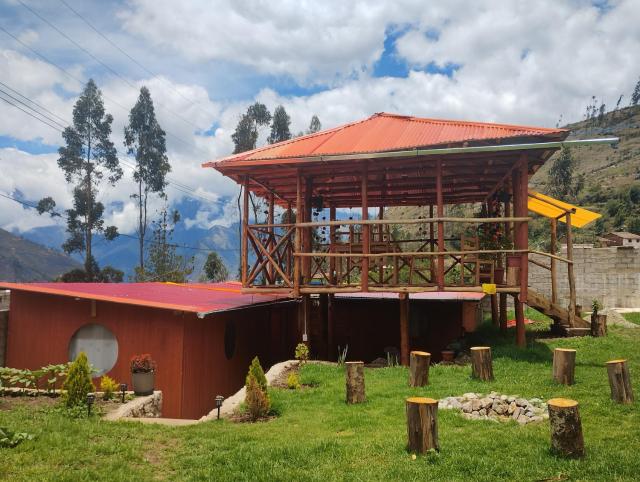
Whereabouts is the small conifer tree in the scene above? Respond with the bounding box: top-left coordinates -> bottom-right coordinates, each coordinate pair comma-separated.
63,352 -> 95,407
246,374 -> 270,420
246,356 -> 268,392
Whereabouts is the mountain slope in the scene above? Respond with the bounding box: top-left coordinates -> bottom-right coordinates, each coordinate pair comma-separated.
0,228 -> 81,281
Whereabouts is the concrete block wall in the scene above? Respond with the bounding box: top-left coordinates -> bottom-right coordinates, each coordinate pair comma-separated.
528,246 -> 640,309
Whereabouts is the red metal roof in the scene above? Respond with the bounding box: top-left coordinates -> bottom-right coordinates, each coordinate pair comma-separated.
0,282 -> 292,316
204,112 -> 567,167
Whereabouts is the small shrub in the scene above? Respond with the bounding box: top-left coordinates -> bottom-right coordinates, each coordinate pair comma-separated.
246,356 -> 268,393
287,373 -> 300,389
295,343 -> 309,365
0,427 -> 33,448
130,354 -> 156,373
63,352 -> 94,407
245,374 -> 270,420
337,345 -> 349,366
100,376 -> 118,400
592,299 -> 602,314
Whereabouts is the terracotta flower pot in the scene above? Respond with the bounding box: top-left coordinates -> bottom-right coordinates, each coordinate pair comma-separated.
131,371 -> 155,396
441,350 -> 455,362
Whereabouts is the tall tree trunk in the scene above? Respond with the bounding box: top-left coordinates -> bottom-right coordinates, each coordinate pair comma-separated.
138,178 -> 144,272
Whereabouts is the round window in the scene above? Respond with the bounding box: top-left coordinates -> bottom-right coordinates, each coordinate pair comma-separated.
68,324 -> 118,376
224,319 -> 236,360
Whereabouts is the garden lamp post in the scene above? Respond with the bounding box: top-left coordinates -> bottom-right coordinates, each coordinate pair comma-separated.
86,393 -> 95,417
215,395 -> 225,420
120,383 -> 127,403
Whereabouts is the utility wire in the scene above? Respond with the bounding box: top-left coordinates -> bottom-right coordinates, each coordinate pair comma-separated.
57,0 -> 213,119
0,191 -> 239,253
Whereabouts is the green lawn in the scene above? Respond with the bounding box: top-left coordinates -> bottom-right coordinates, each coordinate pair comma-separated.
1,321 -> 639,481
622,312 -> 640,325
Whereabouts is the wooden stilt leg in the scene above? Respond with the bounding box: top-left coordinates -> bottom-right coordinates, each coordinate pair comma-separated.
515,296 -> 526,347
499,293 -> 507,332
400,293 -> 410,366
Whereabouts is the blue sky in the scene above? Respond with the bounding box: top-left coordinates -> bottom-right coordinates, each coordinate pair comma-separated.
1,0 -> 639,236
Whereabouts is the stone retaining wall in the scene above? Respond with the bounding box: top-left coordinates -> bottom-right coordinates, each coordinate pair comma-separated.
528,246 -> 640,309
103,391 -> 162,421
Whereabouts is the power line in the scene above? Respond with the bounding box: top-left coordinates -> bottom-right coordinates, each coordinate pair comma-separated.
0,191 -> 238,253
0,23 -> 210,159
17,0 -> 204,133
0,78 -> 228,207
57,0 -> 213,120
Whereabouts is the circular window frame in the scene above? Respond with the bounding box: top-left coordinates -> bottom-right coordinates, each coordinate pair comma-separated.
68,323 -> 119,377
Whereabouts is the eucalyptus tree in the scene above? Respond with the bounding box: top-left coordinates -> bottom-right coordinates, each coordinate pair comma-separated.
40,79 -> 121,280
268,105 -> 292,144
124,86 -> 171,271
307,115 -> 321,134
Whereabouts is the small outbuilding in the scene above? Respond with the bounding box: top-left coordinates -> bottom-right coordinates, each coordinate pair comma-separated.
0,282 -> 297,419
601,231 -> 640,248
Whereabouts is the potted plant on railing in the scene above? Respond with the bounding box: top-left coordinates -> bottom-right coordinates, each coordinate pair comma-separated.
130,354 -> 156,396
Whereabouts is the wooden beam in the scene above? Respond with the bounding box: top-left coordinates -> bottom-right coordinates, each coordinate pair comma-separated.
550,217 -> 558,305
293,172 -> 302,296
241,176 -> 249,286
361,162 -> 370,292
566,211 -> 577,327
436,159 -> 445,290
400,293 -> 410,366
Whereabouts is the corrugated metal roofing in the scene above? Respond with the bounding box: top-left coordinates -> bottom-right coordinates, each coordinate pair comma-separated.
335,291 -> 485,301
0,281 -> 292,316
205,112 -> 567,167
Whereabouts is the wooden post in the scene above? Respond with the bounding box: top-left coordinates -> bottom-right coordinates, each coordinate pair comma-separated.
553,348 -> 576,385
361,162 -> 369,291
303,177 -> 313,284
329,204 -> 336,286
550,218 -> 558,305
429,204 -> 436,283
606,359 -> 634,404
378,205 -> 384,284
241,176 -> 249,287
345,361 -> 365,404
512,155 -> 528,303
293,173 -> 302,296
566,211 -> 577,327
409,351 -> 431,387
267,193 -> 275,284
399,293 -> 410,366
406,397 -> 439,454
436,160 -> 444,290
514,294 -> 526,347
490,295 -> 499,326
327,294 -> 335,361
548,398 -> 585,458
470,346 -> 494,380
591,313 -> 607,337
499,293 -> 507,332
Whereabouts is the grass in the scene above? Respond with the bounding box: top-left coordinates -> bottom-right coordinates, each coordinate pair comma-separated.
622,312 -> 640,325
1,322 -> 639,481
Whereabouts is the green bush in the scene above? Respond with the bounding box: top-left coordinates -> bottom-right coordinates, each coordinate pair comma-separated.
100,376 -> 118,400
244,357 -> 270,420
63,352 -> 94,407
0,427 -> 33,448
295,343 -> 309,365
286,373 -> 300,390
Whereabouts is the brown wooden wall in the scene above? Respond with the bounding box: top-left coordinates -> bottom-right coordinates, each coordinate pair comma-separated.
5,291 -> 298,419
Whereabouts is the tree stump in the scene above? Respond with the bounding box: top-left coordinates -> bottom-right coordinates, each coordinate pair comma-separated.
470,346 -> 494,381
590,314 -> 607,337
406,397 -> 439,454
409,351 -> 431,387
548,398 -> 585,458
606,359 -> 634,404
345,361 -> 365,404
553,348 -> 576,385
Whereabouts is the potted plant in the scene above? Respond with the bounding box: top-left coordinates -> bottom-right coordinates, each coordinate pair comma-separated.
130,354 -> 156,396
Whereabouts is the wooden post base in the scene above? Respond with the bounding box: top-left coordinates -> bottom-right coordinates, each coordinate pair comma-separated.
606,359 -> 634,404
345,361 -> 366,404
591,314 -> 607,337
409,351 -> 431,387
470,346 -> 494,381
406,397 -> 439,454
553,348 -> 576,385
548,398 -> 584,458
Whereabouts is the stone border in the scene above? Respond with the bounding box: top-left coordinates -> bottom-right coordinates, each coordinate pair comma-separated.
439,392 -> 548,424
103,391 -> 162,421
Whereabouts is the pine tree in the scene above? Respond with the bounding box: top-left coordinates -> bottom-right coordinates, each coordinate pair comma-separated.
307,115 -> 322,134
631,77 -> 640,106
548,146 -> 576,199
267,105 -> 291,144
201,252 -> 229,282
40,79 -> 121,280
135,208 -> 193,282
124,87 -> 171,273
63,352 -> 94,407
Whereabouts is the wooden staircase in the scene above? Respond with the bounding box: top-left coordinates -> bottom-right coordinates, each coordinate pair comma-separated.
527,288 -> 591,335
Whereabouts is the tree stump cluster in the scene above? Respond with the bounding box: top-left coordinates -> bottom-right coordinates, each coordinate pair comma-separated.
548,398 -> 584,458
606,359 -> 634,404
470,346 -> 494,381
345,361 -> 365,404
409,351 -> 430,387
406,397 -> 439,454
553,348 -> 576,385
